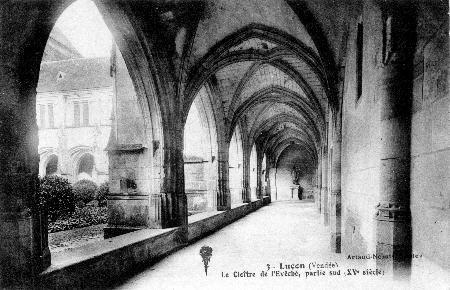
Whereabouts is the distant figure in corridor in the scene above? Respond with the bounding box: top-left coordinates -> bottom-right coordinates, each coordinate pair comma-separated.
298,185 -> 303,200
291,165 -> 301,185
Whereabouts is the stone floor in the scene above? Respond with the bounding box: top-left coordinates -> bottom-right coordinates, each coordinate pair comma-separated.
113,201 -> 394,290
48,223 -> 106,253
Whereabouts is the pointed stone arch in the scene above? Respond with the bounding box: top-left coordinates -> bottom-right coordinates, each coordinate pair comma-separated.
184,23 -> 337,112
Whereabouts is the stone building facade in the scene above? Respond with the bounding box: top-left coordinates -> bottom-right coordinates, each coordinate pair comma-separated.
37,28 -> 113,184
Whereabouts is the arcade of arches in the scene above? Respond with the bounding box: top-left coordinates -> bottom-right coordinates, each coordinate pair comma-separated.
0,0 -> 448,288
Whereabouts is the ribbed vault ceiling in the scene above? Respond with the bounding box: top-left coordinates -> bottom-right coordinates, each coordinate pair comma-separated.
186,17 -> 333,170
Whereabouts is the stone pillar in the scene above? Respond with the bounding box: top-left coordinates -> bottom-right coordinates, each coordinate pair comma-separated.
321,146 -> 329,225
0,5 -> 51,283
242,154 -> 251,203
256,150 -> 263,199
0,137 -> 44,287
316,159 -> 322,212
375,2 -> 415,280
330,111 -> 342,253
269,166 -> 277,201
105,47 -> 154,237
147,134 -> 187,232
105,48 -> 187,237
0,76 -> 44,285
161,141 -> 188,230
217,158 -> 231,211
265,166 -> 272,197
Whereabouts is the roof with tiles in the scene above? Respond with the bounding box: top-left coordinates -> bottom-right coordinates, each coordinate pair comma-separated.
37,57 -> 112,93
38,26 -> 112,93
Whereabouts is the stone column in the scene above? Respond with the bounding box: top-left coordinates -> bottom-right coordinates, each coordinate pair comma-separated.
0,5 -> 51,283
105,47 -> 187,237
316,159 -> 322,212
265,165 -> 272,197
162,140 -> 188,230
256,150 -> 263,199
105,47 -> 155,237
217,157 -> 231,211
269,165 -> 277,201
321,145 -> 329,225
375,2 -> 415,279
0,102 -> 43,286
241,153 -> 251,203
148,131 -> 187,232
330,110 -> 342,253
0,75 -> 45,285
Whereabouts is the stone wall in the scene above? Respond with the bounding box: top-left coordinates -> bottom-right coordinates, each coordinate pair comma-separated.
341,0 -> 449,278
35,47 -> 153,187
39,199 -> 269,289
410,9 -> 449,284
36,69 -> 113,183
341,0 -> 383,258
106,46 -> 154,234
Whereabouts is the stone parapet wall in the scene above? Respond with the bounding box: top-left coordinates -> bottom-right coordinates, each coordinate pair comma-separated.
38,198 -> 269,289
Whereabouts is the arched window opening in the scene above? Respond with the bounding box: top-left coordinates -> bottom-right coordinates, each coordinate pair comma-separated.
45,155 -> 59,176
37,0 -> 114,187
184,86 -> 218,216
36,0 -> 159,256
249,144 -> 258,201
229,127 -> 244,205
77,153 -> 94,179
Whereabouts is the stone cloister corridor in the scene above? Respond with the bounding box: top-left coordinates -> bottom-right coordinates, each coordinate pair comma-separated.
113,201 -> 379,290
0,0 -> 448,289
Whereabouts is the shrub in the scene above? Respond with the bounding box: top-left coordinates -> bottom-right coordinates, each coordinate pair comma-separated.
38,175 -> 75,222
48,206 -> 108,233
73,179 -> 98,206
96,182 -> 109,207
